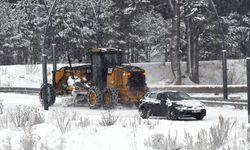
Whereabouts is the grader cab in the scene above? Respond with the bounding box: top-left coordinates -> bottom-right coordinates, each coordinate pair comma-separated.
39,48 -> 147,109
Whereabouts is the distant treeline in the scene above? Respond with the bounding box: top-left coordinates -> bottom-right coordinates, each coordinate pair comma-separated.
0,0 -> 249,66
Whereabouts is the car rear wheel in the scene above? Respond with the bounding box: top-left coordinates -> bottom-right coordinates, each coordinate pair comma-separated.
139,107 -> 149,119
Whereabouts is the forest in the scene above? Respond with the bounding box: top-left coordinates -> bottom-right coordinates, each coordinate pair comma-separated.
0,0 -> 250,84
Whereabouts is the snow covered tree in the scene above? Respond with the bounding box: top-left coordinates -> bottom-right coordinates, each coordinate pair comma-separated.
0,0 -> 46,64
148,0 -> 183,84
131,5 -> 169,62
50,0 -> 87,62
17,0 -> 46,64
0,0 -> 249,72
0,2 -> 16,64
0,1 -> 29,64
109,0 -> 139,62
44,0 -> 118,63
183,0 -> 211,83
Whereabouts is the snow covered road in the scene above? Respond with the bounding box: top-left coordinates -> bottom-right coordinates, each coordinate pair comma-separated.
0,92 -> 248,123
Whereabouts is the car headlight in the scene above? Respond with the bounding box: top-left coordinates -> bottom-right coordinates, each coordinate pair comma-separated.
176,105 -> 187,110
195,105 -> 206,109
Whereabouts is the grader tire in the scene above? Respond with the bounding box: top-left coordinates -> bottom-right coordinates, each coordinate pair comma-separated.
87,86 -> 102,109
39,84 -> 56,106
103,87 -> 118,109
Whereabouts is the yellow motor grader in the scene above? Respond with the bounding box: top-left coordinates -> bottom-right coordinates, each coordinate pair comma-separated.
39,48 -> 148,109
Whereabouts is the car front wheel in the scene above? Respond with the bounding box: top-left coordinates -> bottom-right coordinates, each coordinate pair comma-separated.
195,115 -> 204,120
139,107 -> 149,119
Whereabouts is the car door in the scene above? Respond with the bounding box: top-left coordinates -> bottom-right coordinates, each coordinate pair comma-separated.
146,93 -> 160,115
150,93 -> 162,116
157,93 -> 168,115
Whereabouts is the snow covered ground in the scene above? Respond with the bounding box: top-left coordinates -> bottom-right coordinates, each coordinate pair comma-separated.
0,93 -> 249,150
0,60 -> 249,150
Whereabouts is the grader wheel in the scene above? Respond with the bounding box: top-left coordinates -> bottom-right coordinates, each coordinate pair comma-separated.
39,83 -> 56,106
103,87 -> 118,109
87,86 -> 102,109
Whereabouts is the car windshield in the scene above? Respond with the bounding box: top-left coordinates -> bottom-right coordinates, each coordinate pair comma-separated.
165,92 -> 192,101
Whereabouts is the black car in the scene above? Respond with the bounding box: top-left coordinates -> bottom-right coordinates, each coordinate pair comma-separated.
138,91 -> 206,120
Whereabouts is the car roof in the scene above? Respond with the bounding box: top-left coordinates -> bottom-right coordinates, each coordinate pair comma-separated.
147,90 -> 180,94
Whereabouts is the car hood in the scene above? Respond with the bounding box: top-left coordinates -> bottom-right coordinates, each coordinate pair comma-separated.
174,100 -> 204,107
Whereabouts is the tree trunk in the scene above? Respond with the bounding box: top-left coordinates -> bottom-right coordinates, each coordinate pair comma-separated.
187,14 -> 192,74
189,34 -> 199,83
149,45 -> 151,62
136,52 -> 139,62
165,44 -> 168,62
170,0 -> 181,85
145,43 -> 150,62
127,44 -> 130,63
184,4 -> 200,84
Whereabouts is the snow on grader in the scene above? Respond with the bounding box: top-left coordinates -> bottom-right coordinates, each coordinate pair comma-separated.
39,48 -> 148,109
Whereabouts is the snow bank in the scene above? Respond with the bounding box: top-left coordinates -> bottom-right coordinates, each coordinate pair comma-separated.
0,59 -> 246,87
134,59 -> 246,85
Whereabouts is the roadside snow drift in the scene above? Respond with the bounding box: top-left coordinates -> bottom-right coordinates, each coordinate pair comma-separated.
0,59 -> 247,88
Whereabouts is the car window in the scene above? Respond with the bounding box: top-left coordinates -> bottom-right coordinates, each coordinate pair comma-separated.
144,93 -> 150,98
146,93 -> 152,98
156,93 -> 167,100
167,92 -> 192,101
148,93 -> 157,99
178,92 -> 192,100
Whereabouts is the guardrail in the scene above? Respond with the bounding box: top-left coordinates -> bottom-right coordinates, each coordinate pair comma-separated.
0,87 -> 39,94
0,86 -> 248,108
149,85 -> 247,93
0,85 -> 246,94
196,98 -> 247,108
